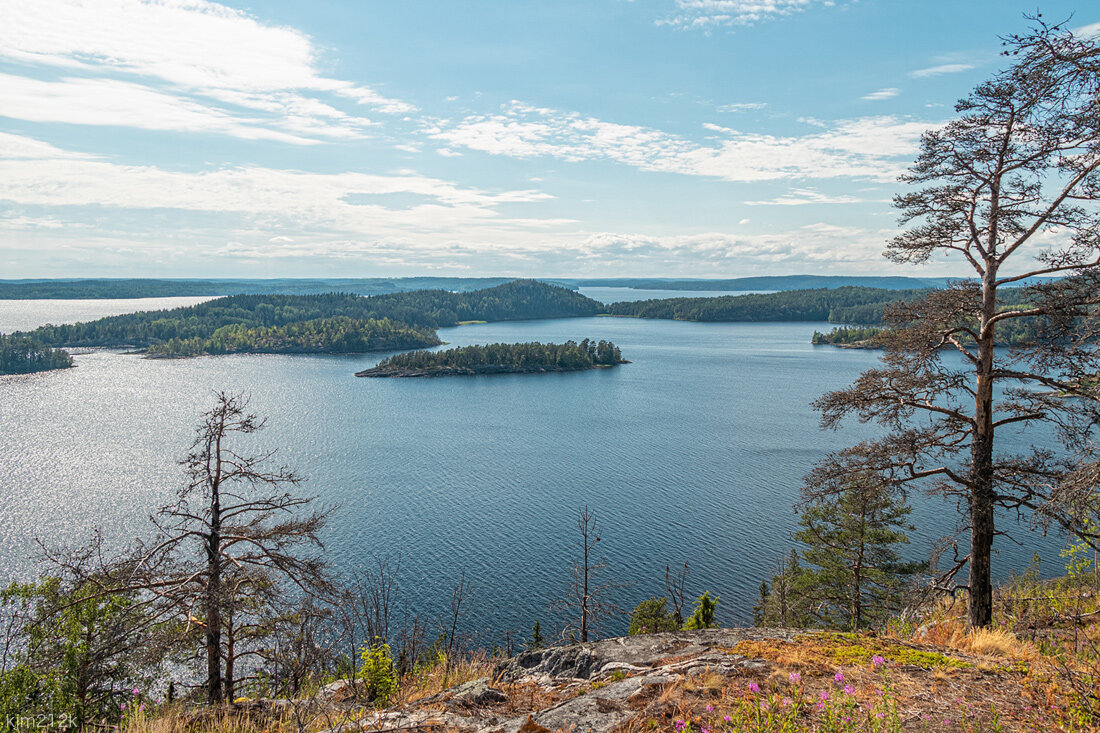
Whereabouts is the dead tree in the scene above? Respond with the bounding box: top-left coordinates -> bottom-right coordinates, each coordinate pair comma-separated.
665,562 -> 690,627
555,507 -> 622,642
127,391 -> 334,704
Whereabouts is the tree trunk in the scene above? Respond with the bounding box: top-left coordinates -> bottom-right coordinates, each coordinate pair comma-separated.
581,539 -> 589,643
205,531 -> 223,704
205,446 -> 224,705
969,270 -> 998,628
225,619 -> 235,703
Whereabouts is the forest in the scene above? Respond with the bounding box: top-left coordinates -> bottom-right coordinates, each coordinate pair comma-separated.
144,317 -> 442,357
0,336 -> 73,374
605,286 -> 930,322
356,340 -> 625,377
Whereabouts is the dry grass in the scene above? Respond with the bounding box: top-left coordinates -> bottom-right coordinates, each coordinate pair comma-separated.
122,705 -> 288,733
395,651 -> 496,705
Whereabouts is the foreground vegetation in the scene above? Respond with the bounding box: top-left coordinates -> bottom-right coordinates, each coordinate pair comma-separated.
356,340 -> 625,377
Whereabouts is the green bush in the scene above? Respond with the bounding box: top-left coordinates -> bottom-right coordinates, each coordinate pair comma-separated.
358,642 -> 398,705
684,592 -> 719,629
628,597 -> 680,635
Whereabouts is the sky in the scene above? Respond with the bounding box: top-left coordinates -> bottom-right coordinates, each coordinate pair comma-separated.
1,0 -> 1097,279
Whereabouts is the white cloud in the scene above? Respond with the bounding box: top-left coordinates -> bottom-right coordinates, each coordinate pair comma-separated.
0,74 -> 332,144
861,87 -> 900,101
909,63 -> 975,78
574,223 -> 896,270
744,188 -> 865,205
718,102 -> 767,112
430,102 -> 931,183
0,133 -> 559,243
0,0 -> 413,142
658,0 -> 842,29
1075,22 -> 1100,38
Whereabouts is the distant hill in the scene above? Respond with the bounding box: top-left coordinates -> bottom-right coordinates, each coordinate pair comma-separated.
562,275 -> 957,291
0,277 -> 519,299
2,275 -> 1052,300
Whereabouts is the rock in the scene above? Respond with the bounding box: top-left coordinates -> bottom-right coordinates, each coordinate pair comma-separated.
494,628 -> 803,683
516,715 -> 552,733
446,677 -> 509,709
317,679 -> 358,703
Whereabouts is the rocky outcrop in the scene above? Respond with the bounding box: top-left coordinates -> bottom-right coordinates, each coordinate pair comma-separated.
325,628 -> 806,733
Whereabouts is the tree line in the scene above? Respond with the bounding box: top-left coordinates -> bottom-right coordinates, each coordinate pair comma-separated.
144,317 -> 441,357
605,286 -> 931,323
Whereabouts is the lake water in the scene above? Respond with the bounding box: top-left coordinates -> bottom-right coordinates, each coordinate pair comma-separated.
0,295 -> 1066,642
0,296 -> 216,333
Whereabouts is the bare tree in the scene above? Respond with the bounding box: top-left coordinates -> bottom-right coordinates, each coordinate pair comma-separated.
555,507 -> 622,642
111,391 -> 336,704
664,562 -> 690,628
441,570 -> 470,686
813,20 -> 1100,627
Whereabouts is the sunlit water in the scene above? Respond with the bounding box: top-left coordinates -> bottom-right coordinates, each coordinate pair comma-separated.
0,294 -> 1066,641
0,297 -> 217,333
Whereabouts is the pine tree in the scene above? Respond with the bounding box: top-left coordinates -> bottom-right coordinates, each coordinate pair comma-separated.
795,472 -> 922,630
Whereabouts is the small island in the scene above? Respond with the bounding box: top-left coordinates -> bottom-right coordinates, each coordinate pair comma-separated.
356,340 -> 627,378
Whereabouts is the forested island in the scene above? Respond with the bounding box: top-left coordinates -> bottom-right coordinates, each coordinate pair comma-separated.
356,340 -> 626,377
0,280 -> 602,374
0,335 -> 73,374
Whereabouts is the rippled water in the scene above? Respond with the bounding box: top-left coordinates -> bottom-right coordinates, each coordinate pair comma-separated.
0,295 -> 1066,641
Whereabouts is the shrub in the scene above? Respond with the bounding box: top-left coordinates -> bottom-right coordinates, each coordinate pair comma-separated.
628,597 -> 680,635
684,592 -> 719,630
358,642 -> 398,705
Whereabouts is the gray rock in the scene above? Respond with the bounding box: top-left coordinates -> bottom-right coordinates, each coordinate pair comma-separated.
446,677 -> 509,709
494,628 -> 803,683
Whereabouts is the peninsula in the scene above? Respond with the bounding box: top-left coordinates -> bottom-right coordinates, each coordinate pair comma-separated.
356,340 -> 627,377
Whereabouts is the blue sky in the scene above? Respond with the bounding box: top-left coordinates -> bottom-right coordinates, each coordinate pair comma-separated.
1,0 -> 1096,278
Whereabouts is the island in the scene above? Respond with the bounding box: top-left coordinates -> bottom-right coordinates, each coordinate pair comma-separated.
356,340 -> 627,378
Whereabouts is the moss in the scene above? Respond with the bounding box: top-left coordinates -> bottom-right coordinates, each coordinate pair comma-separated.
892,648 -> 970,669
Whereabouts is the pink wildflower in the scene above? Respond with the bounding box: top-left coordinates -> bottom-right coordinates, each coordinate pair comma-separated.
843,685 -> 855,695
833,671 -> 844,683
789,672 -> 801,684
748,682 -> 760,693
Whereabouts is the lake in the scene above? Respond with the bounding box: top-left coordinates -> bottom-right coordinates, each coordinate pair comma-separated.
0,292 -> 1066,642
